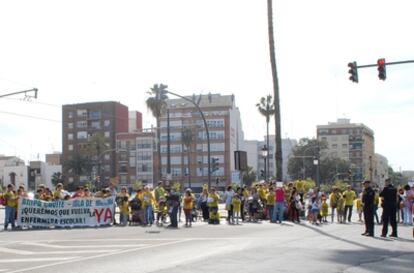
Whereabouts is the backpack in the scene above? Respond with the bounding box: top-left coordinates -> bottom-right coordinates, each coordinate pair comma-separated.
0,195 -> 5,206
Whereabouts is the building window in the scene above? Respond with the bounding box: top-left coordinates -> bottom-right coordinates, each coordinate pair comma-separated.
90,121 -> 100,129
68,133 -> 73,140
68,144 -> 73,151
68,112 -> 74,119
77,131 -> 88,139
76,121 -> 87,128
77,109 -> 87,118
68,123 -> 74,129
104,131 -> 110,138
89,111 -> 101,120
342,144 -> 348,149
104,165 -> 111,172
104,154 -> 110,160
104,120 -> 111,127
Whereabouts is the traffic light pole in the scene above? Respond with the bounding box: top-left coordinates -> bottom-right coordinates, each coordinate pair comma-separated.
164,90 -> 212,189
356,59 -> 414,69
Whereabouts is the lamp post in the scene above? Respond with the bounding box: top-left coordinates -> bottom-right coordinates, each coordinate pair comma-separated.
261,145 -> 269,182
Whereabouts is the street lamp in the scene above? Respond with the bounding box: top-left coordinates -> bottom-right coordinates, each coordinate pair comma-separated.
261,145 -> 268,182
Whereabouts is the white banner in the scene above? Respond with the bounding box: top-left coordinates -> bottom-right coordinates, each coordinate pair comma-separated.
17,197 -> 116,228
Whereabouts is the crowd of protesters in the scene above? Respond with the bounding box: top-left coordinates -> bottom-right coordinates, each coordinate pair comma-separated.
1,179 -> 413,238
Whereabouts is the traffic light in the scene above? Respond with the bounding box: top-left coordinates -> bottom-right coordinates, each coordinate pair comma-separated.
348,61 -> 358,83
211,157 -> 219,173
377,58 -> 386,80
260,169 -> 265,178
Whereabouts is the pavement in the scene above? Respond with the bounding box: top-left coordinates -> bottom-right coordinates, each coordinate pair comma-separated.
0,207 -> 413,273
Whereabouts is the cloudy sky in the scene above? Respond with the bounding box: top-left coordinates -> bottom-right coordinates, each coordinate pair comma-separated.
0,0 -> 413,171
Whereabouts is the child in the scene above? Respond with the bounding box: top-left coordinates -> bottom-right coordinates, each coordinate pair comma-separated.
183,189 -> 194,227
321,198 -> 329,223
337,195 -> 345,223
355,193 -> 363,222
232,194 -> 242,225
311,197 -> 320,225
156,197 -> 167,226
120,196 -> 130,226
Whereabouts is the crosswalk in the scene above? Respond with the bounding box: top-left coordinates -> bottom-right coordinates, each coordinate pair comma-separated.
0,238 -> 183,272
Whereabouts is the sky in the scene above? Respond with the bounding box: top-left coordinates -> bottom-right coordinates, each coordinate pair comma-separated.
0,0 -> 413,171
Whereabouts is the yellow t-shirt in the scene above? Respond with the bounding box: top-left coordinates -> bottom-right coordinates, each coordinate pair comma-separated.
321,202 -> 329,216
183,195 -> 194,210
337,198 -> 345,211
232,197 -> 241,213
208,193 -> 219,207
343,190 -> 356,206
143,192 -> 153,206
4,191 -> 17,208
267,192 -> 275,205
120,201 -> 130,214
355,198 -> 362,210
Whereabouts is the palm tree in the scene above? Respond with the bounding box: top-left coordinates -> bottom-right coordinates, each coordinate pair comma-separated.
267,0 -> 283,181
146,84 -> 169,181
86,132 -> 108,180
256,95 -> 275,181
182,127 -> 194,189
64,153 -> 92,187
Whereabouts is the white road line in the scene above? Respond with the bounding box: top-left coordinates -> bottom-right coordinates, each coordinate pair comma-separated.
0,246 -> 118,255
0,247 -> 34,255
8,239 -> 189,273
0,257 -> 79,263
0,269 -> 9,272
22,241 -> 148,249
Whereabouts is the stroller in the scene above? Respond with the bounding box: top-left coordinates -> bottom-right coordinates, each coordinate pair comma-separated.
129,198 -> 144,226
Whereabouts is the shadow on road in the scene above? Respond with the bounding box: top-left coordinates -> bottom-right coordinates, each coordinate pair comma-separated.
301,223 -> 414,272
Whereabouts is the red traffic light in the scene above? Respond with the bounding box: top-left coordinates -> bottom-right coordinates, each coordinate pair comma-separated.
377,58 -> 385,65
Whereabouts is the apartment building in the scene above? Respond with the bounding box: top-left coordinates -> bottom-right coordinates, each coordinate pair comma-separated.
116,130 -> 157,188
159,93 -> 244,190
317,118 -> 375,183
62,101 -> 133,186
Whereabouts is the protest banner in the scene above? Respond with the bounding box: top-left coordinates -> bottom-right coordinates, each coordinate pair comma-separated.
17,197 -> 115,228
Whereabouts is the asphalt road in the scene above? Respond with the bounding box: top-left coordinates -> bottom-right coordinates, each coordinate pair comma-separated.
1,208 -> 413,273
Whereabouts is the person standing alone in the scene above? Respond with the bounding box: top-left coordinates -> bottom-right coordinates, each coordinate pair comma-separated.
380,178 -> 398,238
362,180 -> 375,237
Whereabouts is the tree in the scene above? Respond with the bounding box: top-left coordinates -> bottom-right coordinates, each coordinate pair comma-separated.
146,84 -> 169,181
388,166 -> 409,186
63,153 -> 93,186
51,172 -> 63,187
267,0 -> 282,181
86,132 -> 108,180
287,138 -> 351,184
243,166 -> 257,186
288,138 -> 322,180
182,127 -> 194,189
256,95 -> 275,181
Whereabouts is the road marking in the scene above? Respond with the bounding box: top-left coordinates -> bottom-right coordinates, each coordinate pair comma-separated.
0,257 -> 79,263
0,269 -> 9,272
0,247 -> 34,255
0,246 -> 117,255
22,241 -> 148,249
8,239 -> 189,273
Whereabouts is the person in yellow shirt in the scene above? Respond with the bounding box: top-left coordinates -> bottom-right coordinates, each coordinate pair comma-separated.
117,187 -> 130,226
183,189 -> 194,227
355,193 -> 363,222
343,185 -> 356,222
4,184 -> 18,230
266,187 -> 275,222
321,198 -> 329,223
232,194 -> 242,224
143,186 -> 155,226
337,195 -> 345,223
208,188 -> 220,224
374,189 -> 380,224
329,188 -> 341,223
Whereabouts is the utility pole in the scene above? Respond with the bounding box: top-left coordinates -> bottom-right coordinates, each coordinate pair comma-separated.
0,88 -> 38,99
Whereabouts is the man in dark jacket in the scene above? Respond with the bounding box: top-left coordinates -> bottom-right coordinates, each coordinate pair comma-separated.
362,180 -> 375,237
380,178 -> 398,238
